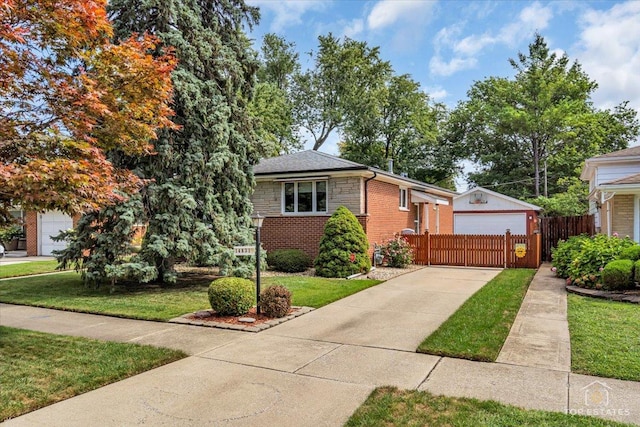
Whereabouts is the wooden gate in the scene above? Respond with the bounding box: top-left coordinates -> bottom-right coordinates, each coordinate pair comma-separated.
405,231 -> 541,269
540,215 -> 595,261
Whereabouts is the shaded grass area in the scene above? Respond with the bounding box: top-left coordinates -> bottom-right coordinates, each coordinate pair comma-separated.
417,269 -> 536,361
568,294 -> 640,381
0,272 -> 382,321
0,260 -> 61,279
0,326 -> 185,421
346,387 -> 631,427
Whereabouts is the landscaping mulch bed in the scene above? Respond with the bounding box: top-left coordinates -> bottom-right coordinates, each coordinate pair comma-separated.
170,306 -> 314,332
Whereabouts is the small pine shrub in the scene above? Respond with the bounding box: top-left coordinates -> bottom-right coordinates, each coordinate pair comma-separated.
315,206 -> 371,278
601,260 -> 634,291
208,277 -> 255,316
635,260 -> 640,284
619,245 -> 640,261
259,285 -> 292,318
267,249 -> 312,273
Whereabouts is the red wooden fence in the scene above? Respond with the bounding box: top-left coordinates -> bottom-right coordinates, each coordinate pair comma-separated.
405,231 -> 541,269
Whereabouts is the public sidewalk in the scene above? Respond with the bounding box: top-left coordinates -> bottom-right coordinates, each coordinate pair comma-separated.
2,266 -> 640,426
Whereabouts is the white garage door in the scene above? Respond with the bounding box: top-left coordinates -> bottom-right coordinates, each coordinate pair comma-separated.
39,211 -> 73,255
454,213 -> 526,235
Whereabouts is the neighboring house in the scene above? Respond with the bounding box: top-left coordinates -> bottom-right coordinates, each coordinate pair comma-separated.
581,146 -> 640,242
23,210 -> 75,256
453,187 -> 541,235
251,150 -> 456,258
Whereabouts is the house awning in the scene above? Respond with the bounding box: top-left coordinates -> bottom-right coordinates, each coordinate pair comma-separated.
411,190 -> 449,205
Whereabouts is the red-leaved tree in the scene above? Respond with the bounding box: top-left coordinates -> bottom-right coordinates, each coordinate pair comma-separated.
0,0 -> 176,224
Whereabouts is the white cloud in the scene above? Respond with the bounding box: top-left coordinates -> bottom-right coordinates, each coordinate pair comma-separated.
432,2 -> 552,77
342,18 -> 365,38
429,56 -> 477,76
574,1 -> 640,112
248,0 -> 329,32
367,0 -> 433,30
424,86 -> 448,101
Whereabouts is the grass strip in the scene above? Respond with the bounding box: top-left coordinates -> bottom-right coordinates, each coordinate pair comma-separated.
346,387 -> 631,427
568,294 -> 640,381
0,260 -> 61,278
0,326 -> 185,421
0,272 -> 381,320
417,268 -> 535,361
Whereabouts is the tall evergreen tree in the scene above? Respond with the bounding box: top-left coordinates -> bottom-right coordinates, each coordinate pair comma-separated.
58,0 -> 262,284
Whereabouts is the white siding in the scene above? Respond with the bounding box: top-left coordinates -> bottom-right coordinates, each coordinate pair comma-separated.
453,190 -> 533,212
596,163 -> 640,186
454,213 -> 526,235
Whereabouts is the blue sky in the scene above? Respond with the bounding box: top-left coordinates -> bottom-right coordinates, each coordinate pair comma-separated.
246,1 -> 640,187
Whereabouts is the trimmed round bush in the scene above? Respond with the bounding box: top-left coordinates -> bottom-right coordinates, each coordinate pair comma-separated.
208,277 -> 255,316
601,259 -> 634,291
619,245 -> 640,261
635,260 -> 640,284
315,206 -> 371,278
267,249 -> 312,273
259,285 -> 292,318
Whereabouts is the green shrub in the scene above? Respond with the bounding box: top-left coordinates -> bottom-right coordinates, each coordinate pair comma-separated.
601,259 -> 634,291
381,235 -> 413,268
551,235 -> 588,278
259,285 -> 292,318
315,206 -> 371,278
208,277 -> 255,316
635,260 -> 640,284
266,249 -> 312,273
619,245 -> 640,261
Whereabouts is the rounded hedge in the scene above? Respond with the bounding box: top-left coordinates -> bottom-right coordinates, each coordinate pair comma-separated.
208,277 -> 255,316
267,249 -> 312,273
620,245 -> 640,261
602,259 -> 634,291
635,259 -> 640,284
259,285 -> 292,318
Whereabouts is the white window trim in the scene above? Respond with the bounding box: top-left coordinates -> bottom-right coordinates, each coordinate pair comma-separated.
282,180 -> 328,215
399,187 -> 409,210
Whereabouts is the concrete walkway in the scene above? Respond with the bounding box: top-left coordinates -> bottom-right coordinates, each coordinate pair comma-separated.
2,266 -> 640,426
497,263 -> 571,371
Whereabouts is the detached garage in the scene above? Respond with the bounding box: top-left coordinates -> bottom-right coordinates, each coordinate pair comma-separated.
25,210 -> 75,256
453,187 -> 541,236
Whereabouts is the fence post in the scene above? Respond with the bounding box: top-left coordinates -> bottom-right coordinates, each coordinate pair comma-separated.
505,229 -> 511,269
426,230 -> 431,266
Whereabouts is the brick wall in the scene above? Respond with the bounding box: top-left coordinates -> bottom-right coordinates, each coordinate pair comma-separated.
260,215 -> 367,259
612,194 -> 634,238
422,202 -> 454,234
25,211 -> 37,256
366,180 -> 416,247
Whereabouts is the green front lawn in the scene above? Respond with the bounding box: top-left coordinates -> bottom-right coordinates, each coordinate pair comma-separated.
568,294 -> 640,381
417,269 -> 535,361
0,260 -> 61,279
0,272 -> 381,321
346,387 -> 630,427
0,326 -> 185,421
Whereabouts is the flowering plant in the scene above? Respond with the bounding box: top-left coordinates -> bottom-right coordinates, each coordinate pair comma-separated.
381,235 -> 413,268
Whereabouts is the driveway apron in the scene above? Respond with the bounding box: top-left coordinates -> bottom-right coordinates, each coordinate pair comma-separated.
2,266 -> 501,426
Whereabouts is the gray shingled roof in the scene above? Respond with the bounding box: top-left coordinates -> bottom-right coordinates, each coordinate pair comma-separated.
592,145 -> 640,159
253,150 -> 367,175
603,172 -> 640,185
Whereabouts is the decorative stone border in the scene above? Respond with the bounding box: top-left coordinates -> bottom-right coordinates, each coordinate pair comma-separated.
566,285 -> 640,304
168,306 -> 315,332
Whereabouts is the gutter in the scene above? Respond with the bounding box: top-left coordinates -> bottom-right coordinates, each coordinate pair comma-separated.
364,171 -> 377,215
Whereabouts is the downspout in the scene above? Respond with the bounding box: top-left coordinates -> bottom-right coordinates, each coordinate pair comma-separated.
435,204 -> 440,234
364,171 -> 377,215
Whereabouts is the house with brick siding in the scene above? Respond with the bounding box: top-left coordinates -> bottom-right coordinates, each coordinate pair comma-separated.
581,146 -> 640,242
251,150 -> 456,259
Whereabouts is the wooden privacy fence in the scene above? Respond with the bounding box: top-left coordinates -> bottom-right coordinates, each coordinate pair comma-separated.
405,231 -> 541,269
540,214 -> 595,261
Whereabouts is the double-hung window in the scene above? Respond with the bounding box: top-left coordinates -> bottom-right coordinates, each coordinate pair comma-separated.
283,181 -> 327,214
399,188 -> 408,209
